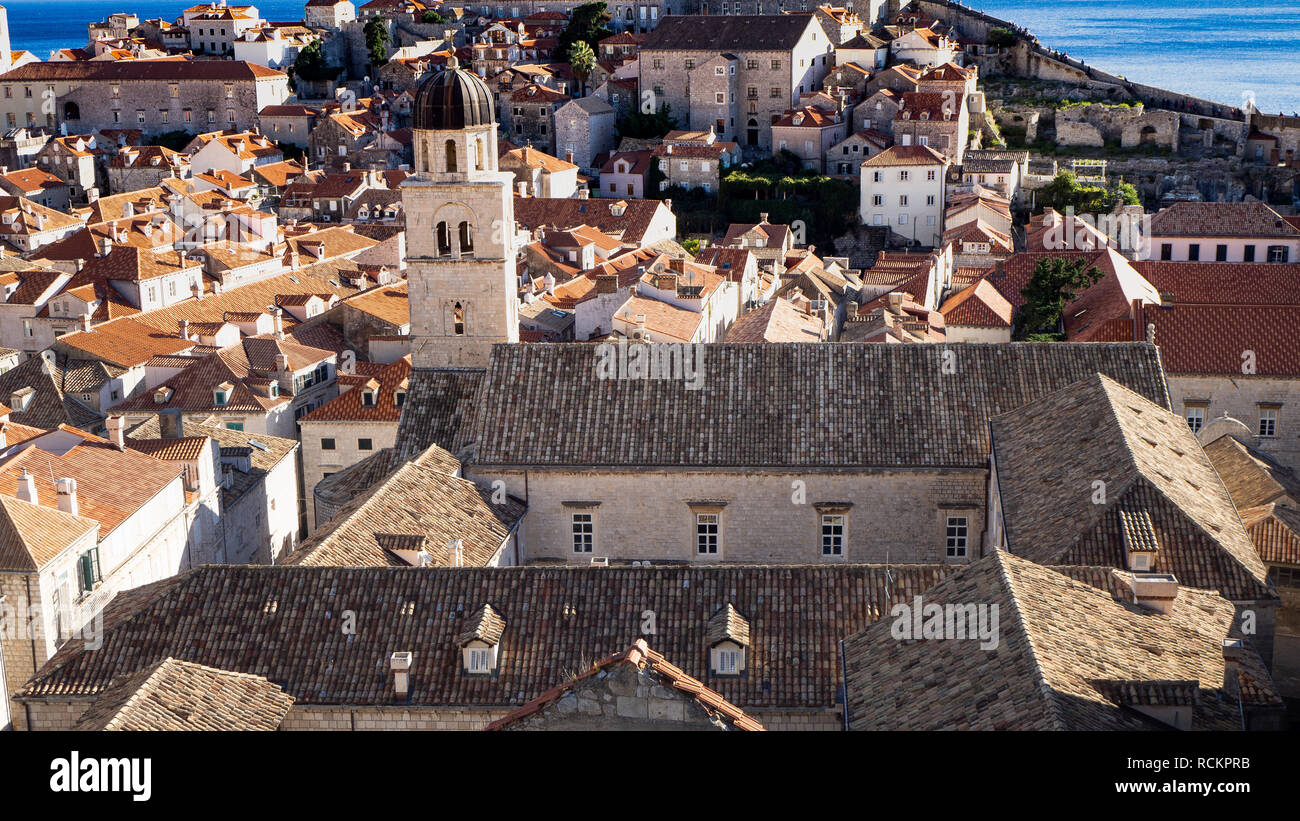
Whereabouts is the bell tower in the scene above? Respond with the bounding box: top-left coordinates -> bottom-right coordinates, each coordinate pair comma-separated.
403,56 -> 518,369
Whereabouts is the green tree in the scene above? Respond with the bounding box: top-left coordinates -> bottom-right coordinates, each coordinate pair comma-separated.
1038,170 -> 1140,214
1014,256 -> 1104,339
681,238 -> 701,255
558,2 -> 613,61
421,10 -> 448,24
616,102 -> 678,139
364,15 -> 391,67
291,40 -> 342,84
569,41 -> 596,97
987,27 -> 1018,49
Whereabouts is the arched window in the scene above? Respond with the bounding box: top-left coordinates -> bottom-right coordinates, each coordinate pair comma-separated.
422,141 -> 431,172
453,302 -> 465,335
458,221 -> 473,254
445,139 -> 458,172
63,102 -> 80,121
436,221 -> 452,256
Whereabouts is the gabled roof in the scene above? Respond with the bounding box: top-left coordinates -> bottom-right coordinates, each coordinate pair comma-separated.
301,355 -> 410,423
724,298 -> 824,342
485,639 -> 765,731
1150,202 -> 1300,238
990,374 -> 1273,601
288,459 -> 523,568
18,563 -> 956,712
71,658 -> 293,731
640,15 -> 817,51
0,494 -> 97,571
470,343 -> 1170,469
0,354 -> 104,430
861,144 -> 947,166
939,277 -> 1013,328
844,551 -> 1278,730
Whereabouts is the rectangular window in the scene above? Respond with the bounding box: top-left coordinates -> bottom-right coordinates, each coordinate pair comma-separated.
358,438 -> 373,450
1160,243 -> 1173,260
1188,243 -> 1200,261
899,195 -> 908,206
77,547 -> 101,594
1216,243 -> 1228,262
1259,409 -> 1278,438
821,515 -> 844,556
1185,406 -> 1205,432
1244,245 -> 1256,262
716,648 -> 739,674
946,516 -> 968,558
572,513 -> 594,553
321,437 -> 336,450
926,169 -> 936,180
225,422 -> 244,431
1268,245 -> 1290,263
899,170 -> 909,181
696,513 -> 719,554
169,83 -> 179,98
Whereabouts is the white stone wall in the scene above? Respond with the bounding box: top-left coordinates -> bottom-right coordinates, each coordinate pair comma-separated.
469,467 -> 987,565
299,419 -> 399,532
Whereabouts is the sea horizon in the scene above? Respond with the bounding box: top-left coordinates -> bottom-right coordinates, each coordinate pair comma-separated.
0,0 -> 1297,113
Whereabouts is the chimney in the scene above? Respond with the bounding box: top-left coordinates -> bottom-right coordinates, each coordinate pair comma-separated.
1128,572 -> 1179,614
106,414 -> 127,450
178,319 -> 190,340
276,353 -> 290,373
576,187 -> 589,199
99,236 -> 113,257
846,301 -> 859,320
449,538 -> 464,567
759,212 -> 769,224
887,291 -> 905,314
1146,322 -> 1156,345
80,315 -> 91,332
543,272 -> 556,296
390,651 -> 412,702
516,181 -> 528,197
273,307 -> 284,339
1223,638 -> 1245,698
16,470 -> 36,504
192,281 -> 203,301
342,161 -> 351,172
158,409 -> 183,439
635,313 -> 647,338
55,478 -> 79,516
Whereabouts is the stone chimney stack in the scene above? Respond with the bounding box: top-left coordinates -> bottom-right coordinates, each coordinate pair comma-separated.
390,651 -> 412,702
56,477 -> 79,516
273,307 -> 284,339
1128,572 -> 1179,614
16,470 -> 36,504
106,415 -> 127,450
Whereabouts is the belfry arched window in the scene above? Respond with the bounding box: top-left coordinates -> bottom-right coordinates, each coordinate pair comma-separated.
453,302 -> 465,335
445,139 -> 458,172
436,221 -> 452,256
458,221 -> 474,254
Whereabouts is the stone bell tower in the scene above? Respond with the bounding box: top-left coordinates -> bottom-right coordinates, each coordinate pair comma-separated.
403,56 -> 518,369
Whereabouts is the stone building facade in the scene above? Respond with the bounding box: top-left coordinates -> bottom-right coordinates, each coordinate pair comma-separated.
638,15 -> 834,150
0,61 -> 291,138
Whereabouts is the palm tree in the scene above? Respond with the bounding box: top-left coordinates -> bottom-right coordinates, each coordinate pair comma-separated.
569,41 -> 596,97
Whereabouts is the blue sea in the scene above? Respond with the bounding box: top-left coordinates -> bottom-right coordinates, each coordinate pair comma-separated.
970,0 -> 1300,114
3,0 -> 307,58
5,1 -> 1299,113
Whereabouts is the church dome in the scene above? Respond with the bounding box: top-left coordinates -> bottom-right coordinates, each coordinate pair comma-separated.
413,56 -> 495,131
